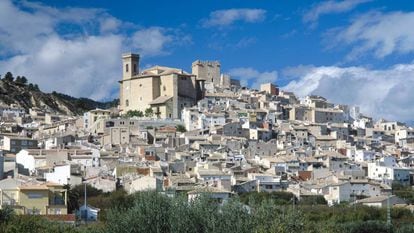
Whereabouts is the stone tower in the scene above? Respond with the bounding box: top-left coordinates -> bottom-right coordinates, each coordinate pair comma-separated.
191,60 -> 221,86
122,53 -> 140,80
120,53 -> 139,112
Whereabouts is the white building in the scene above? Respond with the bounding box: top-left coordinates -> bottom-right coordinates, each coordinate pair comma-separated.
367,156 -> 412,185
324,181 -> 351,206
354,150 -> 376,162
200,113 -> 226,129
125,176 -> 161,194
395,129 -> 414,144
45,164 -> 71,185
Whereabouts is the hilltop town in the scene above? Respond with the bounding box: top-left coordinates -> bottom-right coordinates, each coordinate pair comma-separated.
0,52 -> 414,224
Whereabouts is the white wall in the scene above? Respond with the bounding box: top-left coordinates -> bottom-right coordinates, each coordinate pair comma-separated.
45,164 -> 71,185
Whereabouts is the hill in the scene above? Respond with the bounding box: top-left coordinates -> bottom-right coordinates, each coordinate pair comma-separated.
0,73 -> 117,115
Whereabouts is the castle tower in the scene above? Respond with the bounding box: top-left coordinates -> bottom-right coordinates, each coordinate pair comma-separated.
122,53 -> 140,80
191,60 -> 221,86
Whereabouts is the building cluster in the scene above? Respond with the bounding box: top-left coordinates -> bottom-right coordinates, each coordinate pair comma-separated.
0,53 -> 413,220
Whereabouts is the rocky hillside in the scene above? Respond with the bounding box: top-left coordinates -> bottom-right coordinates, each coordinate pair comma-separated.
0,77 -> 117,116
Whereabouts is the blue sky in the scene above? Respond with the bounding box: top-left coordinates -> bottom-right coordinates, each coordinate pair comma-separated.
1,0 -> 414,122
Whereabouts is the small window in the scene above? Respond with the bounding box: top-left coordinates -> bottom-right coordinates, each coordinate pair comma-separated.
28,193 -> 43,199
126,100 -> 129,107
133,64 -> 137,73
126,64 -> 129,73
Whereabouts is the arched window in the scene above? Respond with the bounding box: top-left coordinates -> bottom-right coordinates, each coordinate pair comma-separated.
126,99 -> 129,107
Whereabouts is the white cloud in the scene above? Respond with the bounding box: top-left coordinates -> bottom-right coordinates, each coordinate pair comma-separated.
228,67 -> 277,89
328,11 -> 414,59
304,0 -> 370,25
202,8 -> 266,27
283,63 -> 414,122
99,17 -> 122,34
0,0 -> 188,100
132,27 -> 173,57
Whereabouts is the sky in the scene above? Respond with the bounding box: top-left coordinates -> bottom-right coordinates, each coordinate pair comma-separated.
1,0 -> 414,123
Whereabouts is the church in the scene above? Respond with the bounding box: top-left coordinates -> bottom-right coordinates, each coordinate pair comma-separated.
119,53 -> 206,119
119,53 -> 240,119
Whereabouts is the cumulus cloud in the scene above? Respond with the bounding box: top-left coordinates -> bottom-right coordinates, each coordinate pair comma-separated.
283,63 -> 414,122
0,0 -> 188,100
202,8 -> 266,27
304,0 -> 371,25
228,67 -> 277,89
328,11 -> 414,59
131,27 -> 173,57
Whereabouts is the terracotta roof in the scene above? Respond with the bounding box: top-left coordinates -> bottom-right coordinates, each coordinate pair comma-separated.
43,214 -> 76,222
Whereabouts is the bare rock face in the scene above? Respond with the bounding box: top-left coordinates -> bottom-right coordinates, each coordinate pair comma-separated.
0,79 -> 117,115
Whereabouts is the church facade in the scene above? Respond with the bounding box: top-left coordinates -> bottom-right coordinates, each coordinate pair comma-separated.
119,53 -> 205,119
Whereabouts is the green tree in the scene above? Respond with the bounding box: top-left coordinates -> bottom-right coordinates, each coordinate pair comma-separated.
144,108 -> 154,118
20,76 -> 28,84
176,124 -> 187,133
63,184 -> 80,214
3,72 -> 13,82
0,205 -> 14,223
33,84 -> 40,91
15,76 -> 21,83
126,110 -> 143,118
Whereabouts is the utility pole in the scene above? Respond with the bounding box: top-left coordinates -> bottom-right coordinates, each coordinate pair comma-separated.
84,182 -> 88,224
386,193 -> 391,232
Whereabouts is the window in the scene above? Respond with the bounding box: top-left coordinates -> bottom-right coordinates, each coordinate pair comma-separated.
133,64 -> 137,73
126,64 -> 129,72
126,99 -> 129,107
28,192 -> 43,199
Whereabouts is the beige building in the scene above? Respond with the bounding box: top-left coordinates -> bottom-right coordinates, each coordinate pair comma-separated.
120,53 -> 204,119
83,108 -> 111,134
260,83 -> 279,95
192,60 -> 221,86
0,177 -> 67,215
289,105 -> 345,123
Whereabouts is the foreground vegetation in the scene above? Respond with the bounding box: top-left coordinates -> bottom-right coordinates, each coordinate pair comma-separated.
1,190 -> 414,233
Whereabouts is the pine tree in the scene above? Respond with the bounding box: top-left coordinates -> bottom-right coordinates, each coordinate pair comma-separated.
3,72 -> 13,82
